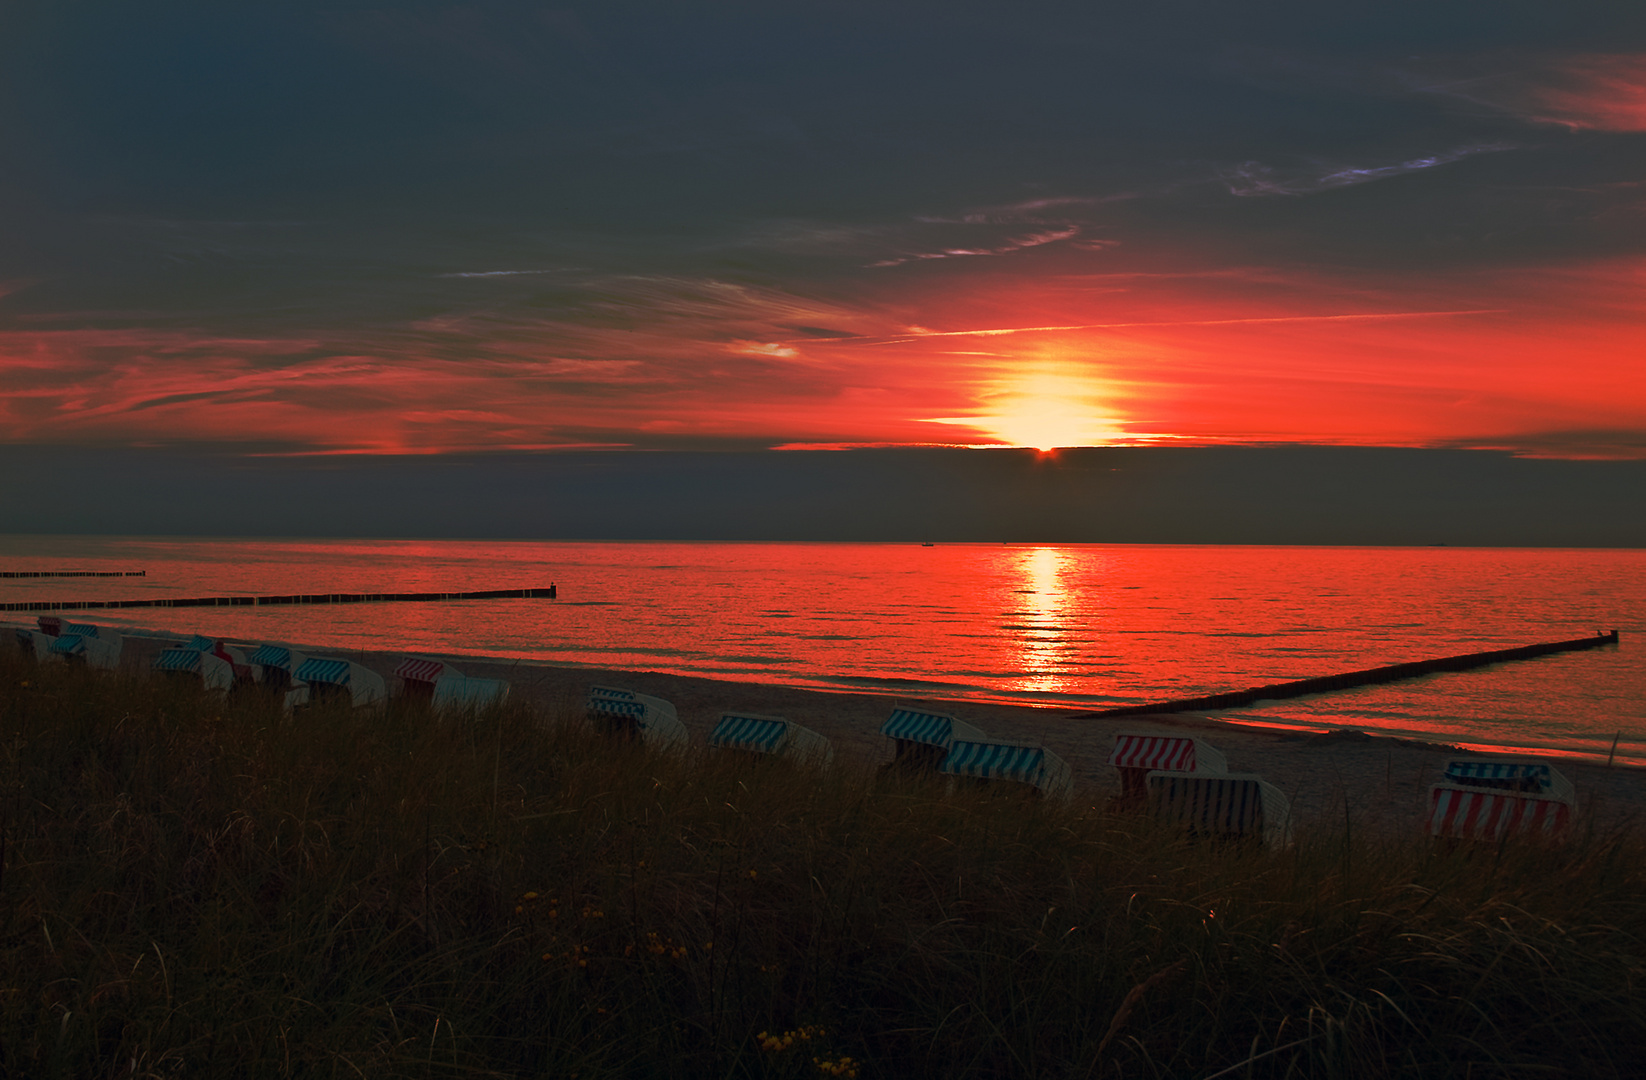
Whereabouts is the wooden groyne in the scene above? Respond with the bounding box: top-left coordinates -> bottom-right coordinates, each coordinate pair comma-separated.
1,586 -> 556,613
1078,630 -> 1621,718
2,570 -> 146,578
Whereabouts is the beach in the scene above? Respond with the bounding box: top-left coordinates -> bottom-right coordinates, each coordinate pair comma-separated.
113,632 -> 1646,834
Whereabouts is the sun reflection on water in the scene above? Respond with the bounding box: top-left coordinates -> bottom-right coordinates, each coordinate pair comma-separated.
1009,546 -> 1080,694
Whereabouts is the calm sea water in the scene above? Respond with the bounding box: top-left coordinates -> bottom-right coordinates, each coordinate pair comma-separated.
3,537 -> 1642,763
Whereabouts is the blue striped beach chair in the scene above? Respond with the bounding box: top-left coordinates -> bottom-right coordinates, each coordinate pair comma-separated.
879,707 -> 987,771
587,685 -> 688,749
939,738 -> 1074,800
709,712 -> 832,766
154,645 -> 237,693
1145,770 -> 1291,847
293,656 -> 387,708
46,625 -> 122,670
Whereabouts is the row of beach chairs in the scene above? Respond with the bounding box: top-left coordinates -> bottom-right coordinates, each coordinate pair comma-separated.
14,617 -> 509,712
10,624 -> 1580,844
587,685 -> 1581,847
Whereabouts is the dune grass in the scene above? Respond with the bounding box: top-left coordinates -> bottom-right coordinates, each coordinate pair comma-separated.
2,650 -> 1645,1078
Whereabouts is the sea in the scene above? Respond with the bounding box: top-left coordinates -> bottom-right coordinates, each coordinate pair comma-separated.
3,536 -> 1642,765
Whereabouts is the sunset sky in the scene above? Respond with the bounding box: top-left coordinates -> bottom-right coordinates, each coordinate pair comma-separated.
3,0 -> 1644,460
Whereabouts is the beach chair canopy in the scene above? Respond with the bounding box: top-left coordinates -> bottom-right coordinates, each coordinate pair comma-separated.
879,707 -> 986,749
709,712 -> 831,765
432,675 -> 510,711
940,739 -> 1074,799
66,622 -> 106,638
1443,758 -> 1573,800
37,616 -> 62,636
395,656 -> 460,685
293,657 -> 387,706
247,644 -> 296,670
154,647 -> 203,673
587,685 -> 689,748
185,634 -> 217,652
1109,733 -> 1228,774
1146,770 -> 1291,847
1428,782 -> 1573,842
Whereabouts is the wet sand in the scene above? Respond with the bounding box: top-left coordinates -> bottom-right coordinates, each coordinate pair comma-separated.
90,630 -> 1646,835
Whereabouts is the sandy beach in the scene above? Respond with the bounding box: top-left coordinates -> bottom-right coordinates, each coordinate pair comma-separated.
80,629 -> 1641,837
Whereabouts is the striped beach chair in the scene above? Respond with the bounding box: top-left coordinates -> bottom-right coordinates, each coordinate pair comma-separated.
1108,732 -> 1228,800
47,625 -> 122,670
879,707 -> 987,771
709,712 -> 832,766
14,627 -> 51,660
246,644 -> 309,689
1145,770 -> 1290,847
394,656 -> 458,699
153,645 -> 237,693
293,657 -> 387,708
1442,758 -> 1575,801
939,738 -> 1074,800
1428,782 -> 1574,842
587,686 -> 688,748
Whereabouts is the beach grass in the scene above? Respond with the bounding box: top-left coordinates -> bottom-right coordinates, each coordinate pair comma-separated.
2,650 -> 1645,1078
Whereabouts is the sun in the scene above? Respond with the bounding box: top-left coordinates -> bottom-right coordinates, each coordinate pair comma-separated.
928,368 -> 1125,450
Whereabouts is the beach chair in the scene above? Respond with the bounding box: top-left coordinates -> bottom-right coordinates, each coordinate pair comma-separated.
37,616 -> 62,637
292,657 -> 387,708
1441,757 -> 1575,801
432,674 -> 511,711
878,706 -> 986,771
1108,732 -> 1228,801
153,645 -> 237,693
1427,781 -> 1574,842
939,738 -> 1074,800
709,711 -> 832,766
1145,770 -> 1291,847
14,627 -> 51,660
246,644 -> 308,690
394,656 -> 461,699
587,685 -> 688,749
47,625 -> 122,669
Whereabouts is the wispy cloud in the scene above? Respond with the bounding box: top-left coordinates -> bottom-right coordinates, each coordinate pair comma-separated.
1222,144 -> 1515,197
1411,53 -> 1646,132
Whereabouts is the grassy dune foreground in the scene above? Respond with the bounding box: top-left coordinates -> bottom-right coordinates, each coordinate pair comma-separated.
2,653 -> 1645,1078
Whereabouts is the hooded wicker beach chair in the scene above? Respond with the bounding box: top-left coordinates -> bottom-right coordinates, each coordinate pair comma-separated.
292,656 -> 387,708
1145,770 -> 1291,847
1427,780 -> 1574,842
939,738 -> 1074,800
153,645 -> 238,693
708,711 -> 832,766
587,685 -> 688,748
394,656 -> 460,699
14,627 -> 51,660
46,624 -> 122,670
1108,732 -> 1229,800
878,707 -> 987,771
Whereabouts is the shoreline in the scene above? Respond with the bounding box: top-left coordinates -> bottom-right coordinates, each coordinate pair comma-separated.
84,628 -> 1646,834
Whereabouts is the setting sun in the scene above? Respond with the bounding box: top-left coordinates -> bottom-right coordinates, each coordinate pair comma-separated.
929,368 -> 1125,450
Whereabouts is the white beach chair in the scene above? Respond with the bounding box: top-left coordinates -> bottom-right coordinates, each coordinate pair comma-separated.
708,711 -> 831,766
292,656 -> 387,708
587,685 -> 688,749
1108,732 -> 1228,800
879,706 -> 987,771
1427,781 -> 1574,842
939,738 -> 1074,800
1145,770 -> 1291,847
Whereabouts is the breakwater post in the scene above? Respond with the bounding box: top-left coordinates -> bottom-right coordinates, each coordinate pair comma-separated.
1076,630 -> 1620,718
1,585 -> 557,612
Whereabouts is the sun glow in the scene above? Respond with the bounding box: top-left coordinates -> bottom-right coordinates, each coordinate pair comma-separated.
930,368 -> 1124,450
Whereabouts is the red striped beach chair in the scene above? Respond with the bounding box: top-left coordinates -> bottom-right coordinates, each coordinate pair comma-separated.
1427,782 -> 1573,843
1109,732 -> 1228,800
